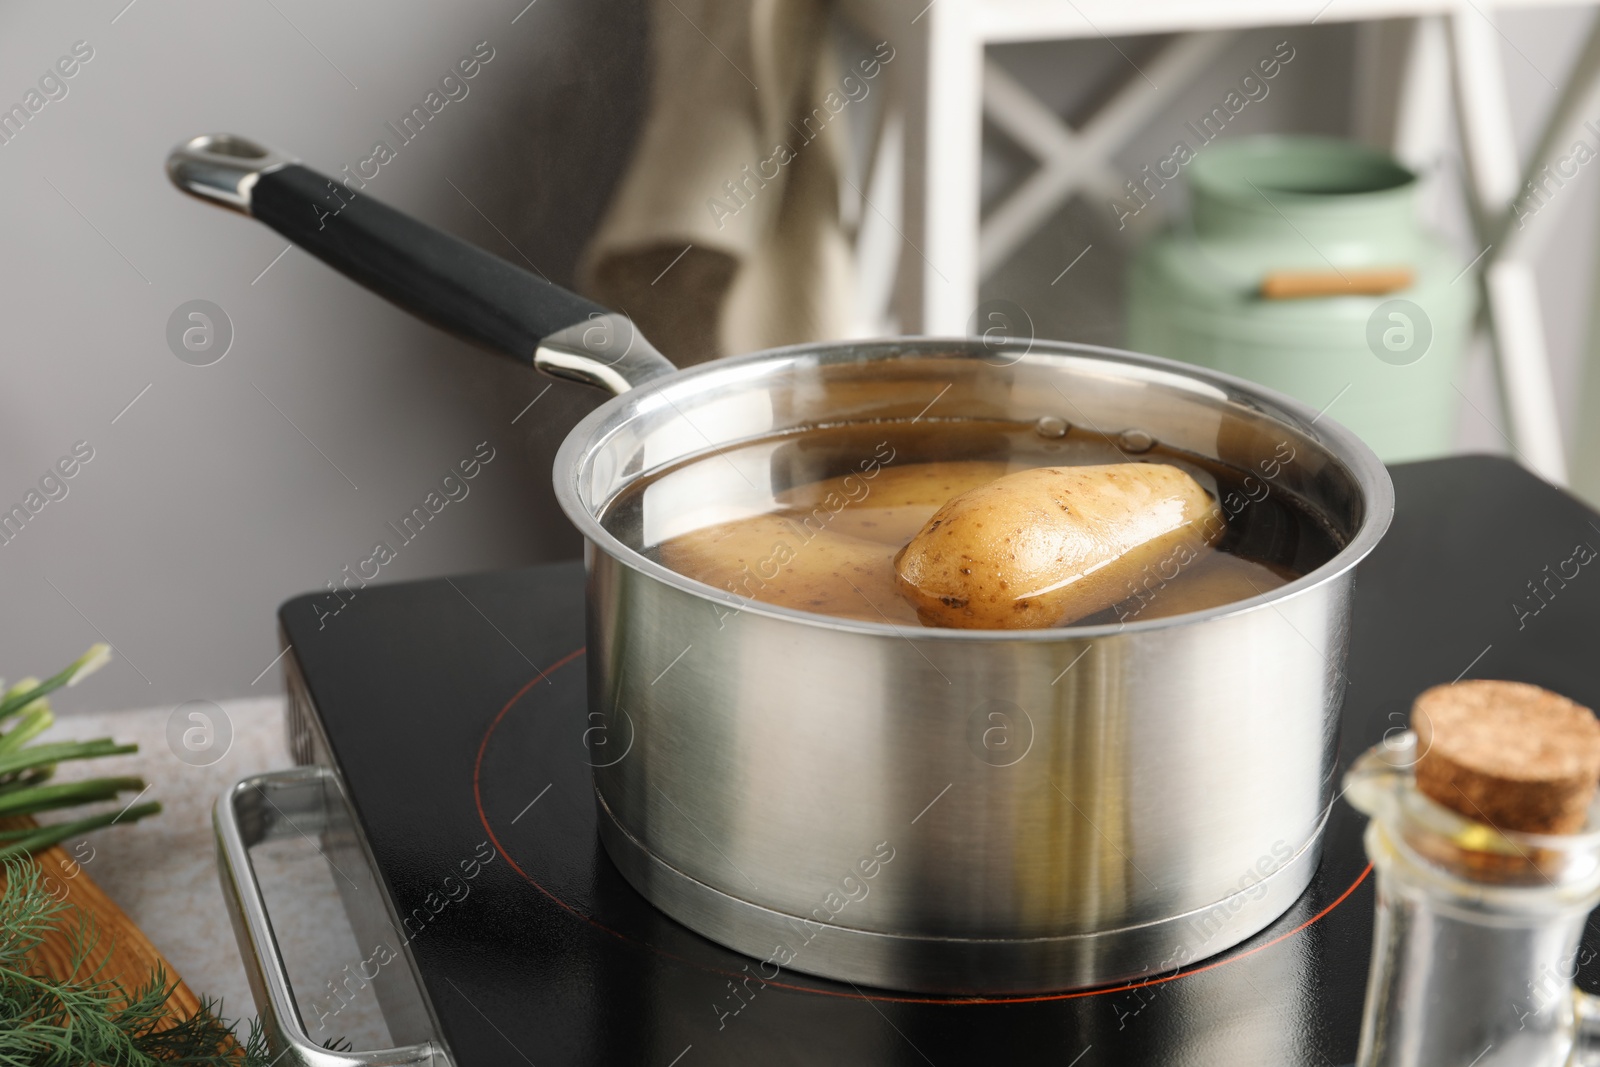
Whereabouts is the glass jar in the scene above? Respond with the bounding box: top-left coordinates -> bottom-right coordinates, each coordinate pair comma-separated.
1345,732 -> 1600,1066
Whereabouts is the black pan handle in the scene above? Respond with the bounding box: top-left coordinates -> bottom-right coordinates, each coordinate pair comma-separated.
165,134 -> 674,395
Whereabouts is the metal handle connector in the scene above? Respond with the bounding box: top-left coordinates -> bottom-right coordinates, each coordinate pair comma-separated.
166,133 -> 295,213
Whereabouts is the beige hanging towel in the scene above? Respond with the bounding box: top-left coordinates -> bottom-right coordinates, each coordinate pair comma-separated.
578,0 -> 856,366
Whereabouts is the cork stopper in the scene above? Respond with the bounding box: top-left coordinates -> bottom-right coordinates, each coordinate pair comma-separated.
1413,680 -> 1600,835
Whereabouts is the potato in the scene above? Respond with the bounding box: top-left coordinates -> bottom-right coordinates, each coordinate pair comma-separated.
1114,548 -> 1292,623
777,461 -> 1011,546
658,462 -> 1016,624
893,463 -> 1225,629
660,512 -> 919,624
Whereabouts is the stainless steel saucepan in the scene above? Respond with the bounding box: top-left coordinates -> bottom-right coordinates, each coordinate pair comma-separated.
169,133 -> 1392,994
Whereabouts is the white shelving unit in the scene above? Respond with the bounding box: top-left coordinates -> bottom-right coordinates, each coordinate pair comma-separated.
839,0 -> 1599,484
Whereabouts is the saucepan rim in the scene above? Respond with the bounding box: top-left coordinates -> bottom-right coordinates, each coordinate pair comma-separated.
553,336 -> 1394,641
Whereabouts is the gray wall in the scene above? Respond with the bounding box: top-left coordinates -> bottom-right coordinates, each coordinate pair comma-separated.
0,0 -> 645,713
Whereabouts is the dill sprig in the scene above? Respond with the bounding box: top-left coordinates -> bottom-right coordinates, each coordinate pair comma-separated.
0,857 -> 276,1065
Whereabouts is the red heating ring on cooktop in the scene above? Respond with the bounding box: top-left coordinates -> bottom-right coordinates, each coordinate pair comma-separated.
472,647 -> 1372,1006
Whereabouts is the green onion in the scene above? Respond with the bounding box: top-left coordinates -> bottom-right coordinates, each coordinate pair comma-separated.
0,646 -> 156,861
0,777 -> 147,818
0,643 -> 110,723
0,801 -> 161,861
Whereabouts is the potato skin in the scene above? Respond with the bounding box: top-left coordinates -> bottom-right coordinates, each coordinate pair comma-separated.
660,512 -> 917,624
892,463 -> 1224,629
779,461 -> 1011,546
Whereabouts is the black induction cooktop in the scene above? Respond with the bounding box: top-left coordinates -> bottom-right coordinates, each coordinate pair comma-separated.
273,455 -> 1600,1066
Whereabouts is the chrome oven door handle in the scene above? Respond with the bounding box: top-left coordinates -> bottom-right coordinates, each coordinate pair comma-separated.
215,766 -> 451,1067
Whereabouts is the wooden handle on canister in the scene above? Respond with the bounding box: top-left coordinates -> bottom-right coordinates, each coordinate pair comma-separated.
1259,267 -> 1414,299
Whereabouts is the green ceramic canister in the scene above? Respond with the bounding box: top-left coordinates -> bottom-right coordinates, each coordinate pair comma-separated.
1126,136 -> 1474,462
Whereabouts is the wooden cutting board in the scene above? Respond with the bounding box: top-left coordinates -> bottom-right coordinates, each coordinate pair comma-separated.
2,818 -> 201,1017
